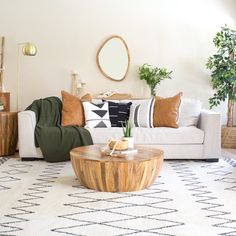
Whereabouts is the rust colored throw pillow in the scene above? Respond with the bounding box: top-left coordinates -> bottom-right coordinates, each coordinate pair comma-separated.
153,92 -> 183,128
61,90 -> 85,127
81,93 -> 92,102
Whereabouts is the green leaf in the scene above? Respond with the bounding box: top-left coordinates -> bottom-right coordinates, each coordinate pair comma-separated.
206,25 -> 236,111
138,63 -> 172,94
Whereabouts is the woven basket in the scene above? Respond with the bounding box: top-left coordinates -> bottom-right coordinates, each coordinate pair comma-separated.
109,140 -> 128,151
221,126 -> 236,148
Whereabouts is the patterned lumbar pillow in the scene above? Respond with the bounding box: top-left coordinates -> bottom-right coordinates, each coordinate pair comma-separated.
83,102 -> 111,128
106,101 -> 132,127
129,98 -> 155,128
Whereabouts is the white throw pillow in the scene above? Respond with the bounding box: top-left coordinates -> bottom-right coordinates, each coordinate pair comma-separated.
178,98 -> 202,127
129,98 -> 155,128
83,102 -> 111,128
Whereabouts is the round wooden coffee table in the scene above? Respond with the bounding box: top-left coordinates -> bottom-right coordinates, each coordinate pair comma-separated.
70,145 -> 164,192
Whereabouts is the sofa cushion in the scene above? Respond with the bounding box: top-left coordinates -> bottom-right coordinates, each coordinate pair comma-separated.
129,98 -> 155,128
61,90 -> 85,127
83,102 -> 111,128
179,97 -> 202,127
86,126 -> 204,145
106,101 -> 132,127
153,93 -> 182,128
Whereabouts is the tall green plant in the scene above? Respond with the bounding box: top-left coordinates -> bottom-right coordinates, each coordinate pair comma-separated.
206,26 -> 236,127
138,64 -> 172,96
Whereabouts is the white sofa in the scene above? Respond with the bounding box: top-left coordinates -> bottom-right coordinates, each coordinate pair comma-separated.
18,108 -> 221,161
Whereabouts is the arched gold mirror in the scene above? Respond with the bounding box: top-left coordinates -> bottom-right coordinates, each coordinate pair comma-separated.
96,35 -> 130,81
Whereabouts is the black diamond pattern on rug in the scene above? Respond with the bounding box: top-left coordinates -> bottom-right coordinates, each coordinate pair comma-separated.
0,158 -> 236,236
0,157 -> 9,166
170,160 -> 236,236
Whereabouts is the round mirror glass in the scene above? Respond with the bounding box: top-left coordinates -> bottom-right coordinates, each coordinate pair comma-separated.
97,35 -> 130,81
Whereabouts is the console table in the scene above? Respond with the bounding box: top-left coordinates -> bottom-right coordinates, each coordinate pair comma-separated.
0,112 -> 18,156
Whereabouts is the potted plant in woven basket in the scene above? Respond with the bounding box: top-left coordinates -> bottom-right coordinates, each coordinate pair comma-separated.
206,26 -> 236,148
138,63 -> 172,96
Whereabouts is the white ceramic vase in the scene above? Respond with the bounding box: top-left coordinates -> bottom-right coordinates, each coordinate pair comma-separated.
122,137 -> 134,149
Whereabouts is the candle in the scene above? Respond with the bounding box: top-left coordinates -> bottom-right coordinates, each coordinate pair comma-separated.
77,83 -> 82,89
72,70 -> 78,75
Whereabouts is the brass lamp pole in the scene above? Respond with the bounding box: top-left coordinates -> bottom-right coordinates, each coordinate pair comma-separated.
17,42 -> 37,111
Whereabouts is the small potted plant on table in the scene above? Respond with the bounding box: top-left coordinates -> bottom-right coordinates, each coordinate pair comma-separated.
206,26 -> 236,148
122,120 -> 134,149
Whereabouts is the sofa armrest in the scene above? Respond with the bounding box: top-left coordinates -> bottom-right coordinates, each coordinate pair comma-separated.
18,110 -> 43,158
198,109 -> 221,159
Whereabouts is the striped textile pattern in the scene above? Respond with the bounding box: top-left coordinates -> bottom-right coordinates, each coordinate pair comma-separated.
107,101 -> 132,127
129,98 -> 155,128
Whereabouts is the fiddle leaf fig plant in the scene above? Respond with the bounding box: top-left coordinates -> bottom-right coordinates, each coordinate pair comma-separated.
206,26 -> 236,127
138,64 -> 172,96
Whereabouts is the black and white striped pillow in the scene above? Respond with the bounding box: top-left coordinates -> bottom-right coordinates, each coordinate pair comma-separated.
129,98 -> 155,128
106,101 -> 132,127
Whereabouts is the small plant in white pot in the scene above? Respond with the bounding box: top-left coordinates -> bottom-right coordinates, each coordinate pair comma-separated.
122,120 -> 134,149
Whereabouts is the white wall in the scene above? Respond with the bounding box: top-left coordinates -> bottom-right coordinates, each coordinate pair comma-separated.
0,0 -> 236,123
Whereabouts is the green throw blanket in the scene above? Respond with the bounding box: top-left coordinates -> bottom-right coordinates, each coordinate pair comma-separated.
26,96 -> 93,162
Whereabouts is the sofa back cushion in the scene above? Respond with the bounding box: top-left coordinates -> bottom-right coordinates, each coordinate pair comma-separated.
179,98 -> 202,126
83,101 -> 111,128
129,98 -> 155,128
153,93 -> 182,128
61,90 -> 85,127
106,101 -> 132,127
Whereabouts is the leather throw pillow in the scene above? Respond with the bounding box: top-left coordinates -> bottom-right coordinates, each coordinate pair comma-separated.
153,92 -> 182,128
61,90 -> 85,127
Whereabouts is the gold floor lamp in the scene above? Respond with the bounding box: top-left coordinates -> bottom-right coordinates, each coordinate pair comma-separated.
17,42 -> 37,111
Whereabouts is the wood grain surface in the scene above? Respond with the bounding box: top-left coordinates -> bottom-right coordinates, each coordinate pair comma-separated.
70,145 -> 164,192
0,112 -> 18,156
0,92 -> 10,112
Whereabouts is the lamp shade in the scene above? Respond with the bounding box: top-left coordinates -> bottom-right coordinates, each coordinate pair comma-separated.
22,43 -> 37,56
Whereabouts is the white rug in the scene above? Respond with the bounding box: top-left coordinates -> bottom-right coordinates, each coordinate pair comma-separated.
0,157 -> 236,236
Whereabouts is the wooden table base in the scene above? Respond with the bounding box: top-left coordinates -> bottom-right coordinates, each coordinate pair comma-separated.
0,112 -> 18,156
70,145 -> 163,192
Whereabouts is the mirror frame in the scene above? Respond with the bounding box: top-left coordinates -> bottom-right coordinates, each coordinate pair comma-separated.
96,35 -> 130,82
